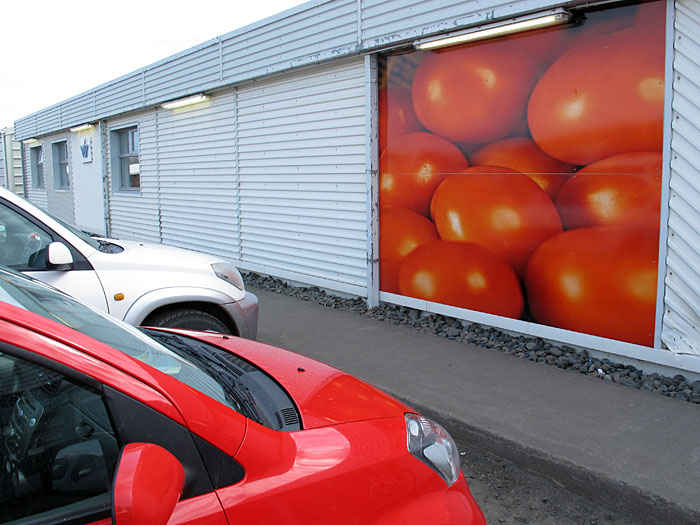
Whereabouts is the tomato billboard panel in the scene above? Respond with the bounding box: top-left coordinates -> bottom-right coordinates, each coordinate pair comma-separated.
378,1 -> 665,347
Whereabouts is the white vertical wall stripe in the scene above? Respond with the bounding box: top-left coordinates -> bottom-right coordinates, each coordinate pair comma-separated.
661,0 -> 700,355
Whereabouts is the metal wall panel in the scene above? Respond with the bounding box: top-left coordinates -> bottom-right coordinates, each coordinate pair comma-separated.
237,58 -> 367,291
661,0 -> 700,356
145,45 -> 222,104
221,0 -> 357,82
360,0 -> 570,46
96,73 -> 144,117
156,92 -> 240,259
10,135 -> 23,195
60,93 -> 96,128
0,131 -> 6,189
106,111 -> 160,243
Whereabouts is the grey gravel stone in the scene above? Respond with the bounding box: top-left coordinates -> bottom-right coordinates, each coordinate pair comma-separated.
244,272 -> 699,405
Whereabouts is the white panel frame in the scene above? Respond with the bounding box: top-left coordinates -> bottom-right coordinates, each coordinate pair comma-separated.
654,0 -> 676,348
364,54 -> 379,307
379,290 -> 700,380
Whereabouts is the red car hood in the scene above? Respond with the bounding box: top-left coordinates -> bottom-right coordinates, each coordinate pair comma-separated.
189,332 -> 411,429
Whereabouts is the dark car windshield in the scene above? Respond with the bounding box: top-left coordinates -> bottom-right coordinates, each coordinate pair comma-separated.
0,268 -> 236,411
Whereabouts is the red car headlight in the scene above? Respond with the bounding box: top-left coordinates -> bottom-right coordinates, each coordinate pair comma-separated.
405,413 -> 461,486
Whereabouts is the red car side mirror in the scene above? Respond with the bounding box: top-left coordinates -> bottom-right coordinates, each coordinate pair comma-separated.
112,443 -> 185,525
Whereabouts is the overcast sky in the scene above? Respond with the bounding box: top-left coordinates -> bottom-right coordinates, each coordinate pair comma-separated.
1,0 -> 307,129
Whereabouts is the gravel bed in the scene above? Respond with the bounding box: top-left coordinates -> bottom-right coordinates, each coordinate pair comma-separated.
244,272 -> 700,405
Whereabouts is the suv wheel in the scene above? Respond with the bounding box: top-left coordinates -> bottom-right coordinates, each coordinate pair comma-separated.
146,308 -> 231,334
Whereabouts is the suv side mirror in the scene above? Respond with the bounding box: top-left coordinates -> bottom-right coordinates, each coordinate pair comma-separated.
47,242 -> 74,270
112,443 -> 185,525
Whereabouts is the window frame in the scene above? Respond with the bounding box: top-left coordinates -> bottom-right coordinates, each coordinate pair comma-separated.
110,125 -> 140,192
29,145 -> 44,189
51,140 -> 70,190
0,197 -> 93,271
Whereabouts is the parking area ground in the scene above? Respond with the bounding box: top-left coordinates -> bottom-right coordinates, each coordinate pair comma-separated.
251,286 -> 700,525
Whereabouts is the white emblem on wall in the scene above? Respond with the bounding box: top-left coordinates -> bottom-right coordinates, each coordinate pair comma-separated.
80,136 -> 93,163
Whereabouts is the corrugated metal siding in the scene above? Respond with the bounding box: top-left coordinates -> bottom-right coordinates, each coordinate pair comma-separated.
237,58 -> 367,290
221,0 -> 357,81
107,112 -> 160,243
96,73 -> 144,117
145,45 -> 222,104
661,0 -> 700,356
0,133 -> 6,188
11,137 -> 23,195
156,92 -> 240,259
360,0 -> 568,46
14,0 -> 588,141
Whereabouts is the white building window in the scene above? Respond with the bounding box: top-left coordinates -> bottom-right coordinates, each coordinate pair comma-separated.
112,126 -> 140,190
30,146 -> 44,188
52,141 -> 69,189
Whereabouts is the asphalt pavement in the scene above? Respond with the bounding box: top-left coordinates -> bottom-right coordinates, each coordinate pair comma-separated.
250,286 -> 700,524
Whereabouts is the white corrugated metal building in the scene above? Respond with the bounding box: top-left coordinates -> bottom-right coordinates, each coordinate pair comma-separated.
12,0 -> 700,379
1,128 -> 23,196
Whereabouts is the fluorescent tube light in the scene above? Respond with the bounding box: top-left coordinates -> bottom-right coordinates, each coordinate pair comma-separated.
416,9 -> 573,50
22,138 -> 39,145
70,123 -> 95,132
161,94 -> 209,110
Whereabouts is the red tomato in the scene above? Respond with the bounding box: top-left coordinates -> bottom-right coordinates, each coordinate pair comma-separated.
431,170 -> 562,275
379,132 -> 469,216
469,138 -> 577,200
398,241 -> 523,318
379,206 -> 439,294
635,0 -> 666,32
556,151 -> 663,229
524,226 -> 659,346
528,28 -> 665,165
378,87 -> 423,153
504,25 -> 570,70
412,42 -> 538,143
563,4 -> 636,54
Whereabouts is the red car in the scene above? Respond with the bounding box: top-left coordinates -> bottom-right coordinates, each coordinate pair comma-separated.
0,267 -> 484,524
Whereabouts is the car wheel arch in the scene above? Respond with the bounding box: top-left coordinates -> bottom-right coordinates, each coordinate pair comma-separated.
142,303 -> 237,335
121,288 -> 240,335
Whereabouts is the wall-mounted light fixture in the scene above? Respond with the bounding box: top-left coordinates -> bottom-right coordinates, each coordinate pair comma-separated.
160,94 -> 209,110
415,8 -> 573,51
69,123 -> 95,132
22,138 -> 39,145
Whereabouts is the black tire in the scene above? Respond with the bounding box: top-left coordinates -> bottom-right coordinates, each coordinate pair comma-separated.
146,308 -> 231,334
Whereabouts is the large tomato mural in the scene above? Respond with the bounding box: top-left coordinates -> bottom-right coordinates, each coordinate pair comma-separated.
431,169 -> 562,275
378,87 -> 423,153
524,226 -> 659,347
380,206 -> 439,294
469,138 -> 577,200
379,1 -> 665,347
412,41 -> 538,144
379,132 -> 468,216
398,241 -> 524,319
527,27 -> 665,165
556,151 -> 663,229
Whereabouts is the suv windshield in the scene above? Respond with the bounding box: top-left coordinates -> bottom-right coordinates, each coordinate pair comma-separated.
0,268 -> 236,411
45,211 -> 102,251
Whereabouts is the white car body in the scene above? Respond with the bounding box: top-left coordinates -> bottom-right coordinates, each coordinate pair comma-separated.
0,187 -> 258,338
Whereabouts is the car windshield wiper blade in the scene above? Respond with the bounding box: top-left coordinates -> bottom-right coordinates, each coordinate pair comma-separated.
144,330 -> 264,423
